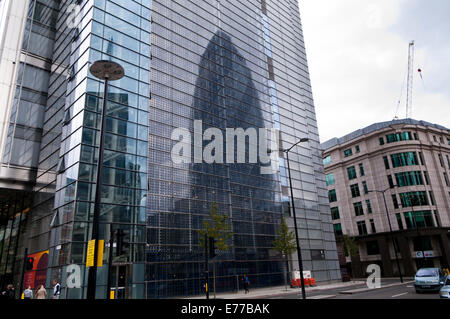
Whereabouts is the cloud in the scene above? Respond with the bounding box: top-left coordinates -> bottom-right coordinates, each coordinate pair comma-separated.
299,0 -> 450,142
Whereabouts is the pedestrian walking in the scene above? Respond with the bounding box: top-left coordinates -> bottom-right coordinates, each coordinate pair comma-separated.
243,274 -> 250,294
2,284 -> 15,299
23,286 -> 33,299
52,280 -> 61,299
35,285 -> 47,299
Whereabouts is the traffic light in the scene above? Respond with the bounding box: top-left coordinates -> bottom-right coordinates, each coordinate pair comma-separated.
209,237 -> 216,259
25,257 -> 34,271
116,229 -> 130,259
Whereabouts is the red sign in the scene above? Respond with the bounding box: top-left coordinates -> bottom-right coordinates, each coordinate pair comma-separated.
23,250 -> 49,289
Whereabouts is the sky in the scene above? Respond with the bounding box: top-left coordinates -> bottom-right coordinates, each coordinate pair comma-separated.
299,0 -> 450,143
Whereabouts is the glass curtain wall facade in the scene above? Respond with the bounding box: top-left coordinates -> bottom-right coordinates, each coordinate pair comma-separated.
1,0 -> 340,299
0,0 -> 58,291
45,0 -> 151,299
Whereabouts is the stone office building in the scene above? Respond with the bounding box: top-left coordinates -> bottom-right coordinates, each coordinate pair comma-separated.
322,119 -> 450,278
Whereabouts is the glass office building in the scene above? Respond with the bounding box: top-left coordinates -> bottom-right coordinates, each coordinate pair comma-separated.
0,0 -> 340,299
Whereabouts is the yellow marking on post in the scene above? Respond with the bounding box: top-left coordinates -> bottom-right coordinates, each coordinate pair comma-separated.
86,239 -> 95,267
97,240 -> 104,267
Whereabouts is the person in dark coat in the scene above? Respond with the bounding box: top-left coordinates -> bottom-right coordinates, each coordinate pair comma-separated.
2,284 -> 15,299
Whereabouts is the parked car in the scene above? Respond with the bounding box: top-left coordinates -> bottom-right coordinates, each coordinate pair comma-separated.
439,275 -> 450,299
414,268 -> 446,293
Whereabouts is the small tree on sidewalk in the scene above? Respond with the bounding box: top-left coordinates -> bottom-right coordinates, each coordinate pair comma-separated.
342,235 -> 361,278
273,217 -> 296,290
198,202 -> 233,298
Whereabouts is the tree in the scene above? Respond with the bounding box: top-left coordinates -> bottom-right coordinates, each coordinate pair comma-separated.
342,235 -> 362,278
273,217 -> 296,290
342,235 -> 359,257
198,202 -> 233,298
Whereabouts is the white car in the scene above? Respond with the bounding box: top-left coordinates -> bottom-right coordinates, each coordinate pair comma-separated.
440,276 -> 450,299
414,268 -> 446,293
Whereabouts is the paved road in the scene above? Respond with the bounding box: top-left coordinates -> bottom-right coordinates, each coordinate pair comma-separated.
270,280 -> 441,300
335,283 -> 439,299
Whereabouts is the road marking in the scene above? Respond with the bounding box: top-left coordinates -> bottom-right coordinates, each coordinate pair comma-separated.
406,285 -> 413,288
392,292 -> 408,298
309,295 -> 336,299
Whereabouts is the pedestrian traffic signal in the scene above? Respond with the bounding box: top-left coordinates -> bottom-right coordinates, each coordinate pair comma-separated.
26,257 -> 34,271
209,237 -> 217,258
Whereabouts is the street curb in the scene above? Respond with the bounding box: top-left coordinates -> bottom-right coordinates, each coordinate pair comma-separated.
339,281 -> 415,295
223,282 -> 367,299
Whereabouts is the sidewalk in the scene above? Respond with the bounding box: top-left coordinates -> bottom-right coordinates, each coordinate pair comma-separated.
185,280 -> 366,299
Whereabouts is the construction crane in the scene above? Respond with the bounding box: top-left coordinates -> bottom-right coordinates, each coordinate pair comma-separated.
405,41 -> 415,119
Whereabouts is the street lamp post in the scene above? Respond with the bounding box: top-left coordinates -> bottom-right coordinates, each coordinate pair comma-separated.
281,138 -> 309,300
368,187 -> 403,283
87,60 -> 124,300
405,193 -> 426,267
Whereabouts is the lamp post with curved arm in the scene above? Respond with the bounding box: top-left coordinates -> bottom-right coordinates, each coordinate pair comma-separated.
368,187 -> 403,283
272,138 -> 309,299
87,60 -> 125,300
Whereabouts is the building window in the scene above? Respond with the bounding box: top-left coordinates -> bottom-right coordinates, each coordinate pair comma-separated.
387,175 -> 395,188
331,207 -> 340,220
366,240 -> 380,254
446,155 -> 450,169
359,163 -> 365,176
370,219 -> 376,233
379,137 -> 385,145
334,223 -> 343,236
350,184 -> 361,198
347,166 -> 357,180
326,173 -> 335,186
404,211 -> 434,229
399,191 -> 429,207
392,194 -> 399,209
311,249 -> 326,260
323,155 -> 331,165
282,196 -> 291,217
395,171 -> 424,187
444,172 -> 449,187
383,156 -> 390,169
386,132 -> 413,143
438,154 -> 444,168
344,148 -> 353,157
357,221 -> 368,235
366,200 -> 372,214
329,189 -> 337,203
362,181 -> 368,194
423,171 -> 430,185
354,202 -> 364,216
396,213 -> 404,230
391,152 -> 419,168
428,191 -> 435,206
434,210 -> 441,227
433,135 -> 437,142
414,132 -> 419,140
413,237 -> 433,251
418,152 -> 425,165
355,145 -> 360,153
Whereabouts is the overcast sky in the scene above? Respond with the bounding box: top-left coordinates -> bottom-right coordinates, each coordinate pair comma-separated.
299,0 -> 450,143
